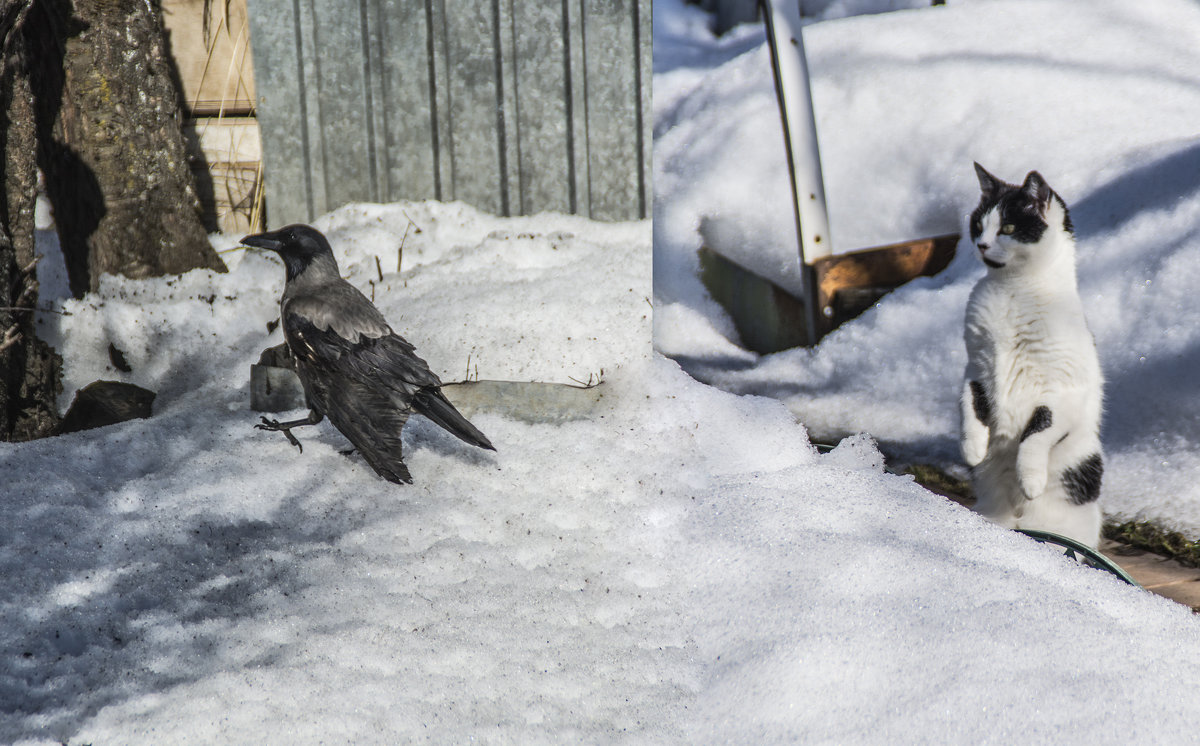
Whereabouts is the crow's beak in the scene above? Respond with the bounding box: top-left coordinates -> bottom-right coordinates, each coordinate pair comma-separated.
240,231 -> 285,253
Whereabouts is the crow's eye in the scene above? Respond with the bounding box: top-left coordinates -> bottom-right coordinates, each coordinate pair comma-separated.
1000,224 -> 1015,235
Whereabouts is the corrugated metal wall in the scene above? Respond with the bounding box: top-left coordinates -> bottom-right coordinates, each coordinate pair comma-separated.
247,0 -> 651,226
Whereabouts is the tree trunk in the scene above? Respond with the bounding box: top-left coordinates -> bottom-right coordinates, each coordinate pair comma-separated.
28,0 -> 226,297
0,0 -> 62,440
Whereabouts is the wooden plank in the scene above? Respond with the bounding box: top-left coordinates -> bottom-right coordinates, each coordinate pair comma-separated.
812,234 -> 958,337
815,234 -> 958,301
185,117 -> 262,164
907,467 -> 1200,611
183,118 -> 263,235
696,234 -> 958,352
1100,540 -> 1200,611
161,0 -> 257,116
697,246 -> 810,353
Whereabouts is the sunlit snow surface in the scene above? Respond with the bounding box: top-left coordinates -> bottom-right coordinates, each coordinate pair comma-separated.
3,193 -> 1199,743
4,0 -> 1200,737
654,0 -> 1200,535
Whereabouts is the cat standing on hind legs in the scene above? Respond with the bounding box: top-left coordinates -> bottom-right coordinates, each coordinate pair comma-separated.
961,163 -> 1104,547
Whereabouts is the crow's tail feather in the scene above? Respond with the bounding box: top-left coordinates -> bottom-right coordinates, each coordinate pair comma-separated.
414,389 -> 495,451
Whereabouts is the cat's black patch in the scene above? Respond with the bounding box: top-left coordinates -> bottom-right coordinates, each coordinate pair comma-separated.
1020,405 -> 1052,442
969,380 -> 991,424
969,166 -> 1073,243
1058,196 -> 1074,235
1062,453 -> 1103,505
968,198 -> 997,243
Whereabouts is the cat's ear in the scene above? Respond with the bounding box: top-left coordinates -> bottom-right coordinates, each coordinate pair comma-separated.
1021,171 -> 1053,214
974,162 -> 1003,199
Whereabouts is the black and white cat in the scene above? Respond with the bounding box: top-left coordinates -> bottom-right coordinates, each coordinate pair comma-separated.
961,163 -> 1104,547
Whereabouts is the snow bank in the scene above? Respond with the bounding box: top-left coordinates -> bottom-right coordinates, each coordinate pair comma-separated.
5,195 -> 1200,742
654,0 -> 1200,533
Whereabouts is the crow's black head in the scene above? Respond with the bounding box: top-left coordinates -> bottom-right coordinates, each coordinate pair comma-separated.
241,224 -> 336,281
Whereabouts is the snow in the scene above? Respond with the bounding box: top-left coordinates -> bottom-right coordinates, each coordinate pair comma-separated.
3,1 -> 1200,741
3,205 -> 1197,746
654,0 -> 1200,535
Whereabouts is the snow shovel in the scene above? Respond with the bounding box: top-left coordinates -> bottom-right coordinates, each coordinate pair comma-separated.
698,0 -> 957,353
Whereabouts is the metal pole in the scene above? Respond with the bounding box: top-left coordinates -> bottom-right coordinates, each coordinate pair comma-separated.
760,0 -> 833,343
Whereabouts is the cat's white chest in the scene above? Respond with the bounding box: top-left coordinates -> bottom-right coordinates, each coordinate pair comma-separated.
966,279 -> 1097,436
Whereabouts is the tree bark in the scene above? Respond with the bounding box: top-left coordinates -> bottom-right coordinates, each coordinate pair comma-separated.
28,0 -> 226,297
1,0 -> 62,440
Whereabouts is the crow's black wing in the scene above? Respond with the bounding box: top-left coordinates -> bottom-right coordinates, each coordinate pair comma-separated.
283,313 -> 419,483
284,312 -> 493,478
322,376 -> 413,484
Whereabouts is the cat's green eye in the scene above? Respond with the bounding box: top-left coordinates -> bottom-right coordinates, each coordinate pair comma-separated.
1000,224 -> 1016,235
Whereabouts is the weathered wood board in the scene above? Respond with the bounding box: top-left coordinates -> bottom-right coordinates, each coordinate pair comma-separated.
183,117 -> 263,235
161,0 -> 257,116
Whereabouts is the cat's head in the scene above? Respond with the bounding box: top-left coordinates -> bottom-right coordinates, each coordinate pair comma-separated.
969,163 -> 1074,272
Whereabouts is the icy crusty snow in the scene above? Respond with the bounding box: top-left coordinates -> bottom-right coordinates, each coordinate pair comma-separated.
654,0 -> 1200,536
1,195 -> 1199,743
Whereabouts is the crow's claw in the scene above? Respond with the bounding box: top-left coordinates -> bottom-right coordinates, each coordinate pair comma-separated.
256,416 -> 304,452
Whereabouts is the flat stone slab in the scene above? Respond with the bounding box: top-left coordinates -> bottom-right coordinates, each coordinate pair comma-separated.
1101,540 -> 1200,611
440,380 -> 607,424
250,360 -> 607,424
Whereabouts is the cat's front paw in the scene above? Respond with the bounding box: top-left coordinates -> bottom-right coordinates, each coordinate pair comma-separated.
1018,469 -> 1048,500
962,437 -> 987,467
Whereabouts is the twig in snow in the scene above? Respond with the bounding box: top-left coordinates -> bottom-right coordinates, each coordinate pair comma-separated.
397,220 -> 412,274
567,370 -> 604,389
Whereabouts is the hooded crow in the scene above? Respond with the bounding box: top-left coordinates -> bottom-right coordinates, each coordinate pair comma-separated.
242,224 -> 494,484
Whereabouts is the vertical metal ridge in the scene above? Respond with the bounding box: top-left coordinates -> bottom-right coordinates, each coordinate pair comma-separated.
490,0 -> 509,216
579,0 -> 593,218
374,0 -> 393,200
424,0 -> 442,199
560,0 -> 577,214
307,0 -> 331,212
631,0 -> 646,219
508,0 -> 525,214
358,0 -> 379,201
438,0 -> 456,200
292,0 -> 315,221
